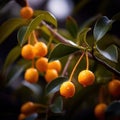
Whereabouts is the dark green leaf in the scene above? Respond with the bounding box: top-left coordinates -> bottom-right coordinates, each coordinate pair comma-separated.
3,46 -> 21,72
22,11 -> 57,45
77,27 -> 91,48
93,48 -> 120,75
96,44 -> 118,63
106,101 -> 120,117
0,18 -> 27,44
46,77 -> 68,95
93,16 -> 114,41
50,96 -> 63,113
17,26 -> 27,45
49,43 -> 80,61
66,16 -> 78,38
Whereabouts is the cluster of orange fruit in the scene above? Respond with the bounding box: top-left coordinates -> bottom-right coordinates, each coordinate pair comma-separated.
21,41 -> 62,83
94,79 -> 120,119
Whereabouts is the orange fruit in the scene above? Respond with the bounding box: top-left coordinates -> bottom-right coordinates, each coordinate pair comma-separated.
48,60 -> 62,73
78,70 -> 95,87
108,79 -> 120,97
34,42 -> 48,57
18,113 -> 27,120
20,6 -> 34,19
45,69 -> 58,83
94,103 -> 107,119
24,68 -> 39,83
35,57 -> 48,72
21,44 -> 35,60
60,81 -> 75,98
21,101 -> 37,114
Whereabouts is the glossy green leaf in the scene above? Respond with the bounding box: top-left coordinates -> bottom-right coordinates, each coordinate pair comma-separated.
45,77 -> 68,95
77,27 -> 91,48
17,26 -> 27,45
49,43 -> 80,61
93,48 -> 120,75
66,16 -> 78,38
106,101 -> 120,117
3,46 -> 21,72
0,18 -> 27,44
97,44 -> 118,63
22,12 -> 57,45
93,16 -> 114,41
50,96 -> 63,113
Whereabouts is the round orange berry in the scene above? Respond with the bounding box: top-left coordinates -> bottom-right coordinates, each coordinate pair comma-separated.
24,68 -> 39,83
94,103 -> 107,119
18,113 -> 27,120
48,60 -> 62,73
35,57 -> 48,72
21,44 -> 35,60
78,70 -> 95,87
108,79 -> 120,97
20,6 -> 34,19
21,101 -> 37,115
45,69 -> 58,83
60,81 -> 75,98
34,42 -> 48,57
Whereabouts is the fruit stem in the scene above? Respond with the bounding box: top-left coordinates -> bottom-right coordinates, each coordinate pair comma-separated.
69,52 -> 85,81
86,51 -> 89,70
32,31 -> 38,43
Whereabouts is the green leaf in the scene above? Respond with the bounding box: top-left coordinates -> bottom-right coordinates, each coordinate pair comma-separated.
77,27 -> 91,48
46,77 -> 68,95
3,45 -> 21,72
0,18 -> 27,44
97,44 -> 118,63
106,101 -> 120,117
22,11 -> 57,45
49,43 -> 80,61
50,96 -> 63,113
93,48 -> 120,75
93,16 -> 114,41
17,26 -> 27,45
66,16 -> 78,38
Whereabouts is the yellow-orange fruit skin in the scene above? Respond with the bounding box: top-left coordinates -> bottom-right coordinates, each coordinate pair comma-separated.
60,81 -> 75,98
108,79 -> 120,97
34,42 -> 48,57
45,69 -> 58,83
35,57 -> 48,72
94,103 -> 107,119
78,70 -> 95,87
21,44 -> 35,60
20,6 -> 34,19
48,60 -> 62,73
24,68 -> 39,83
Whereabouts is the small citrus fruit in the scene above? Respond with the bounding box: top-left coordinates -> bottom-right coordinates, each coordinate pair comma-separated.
45,69 -> 58,83
35,57 -> 48,72
21,44 -> 35,60
21,101 -> 37,114
108,79 -> 120,97
34,42 -> 48,57
60,81 -> 75,98
20,6 -> 33,19
94,103 -> 107,119
18,113 -> 27,120
24,68 -> 39,83
78,70 -> 95,87
48,60 -> 62,73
